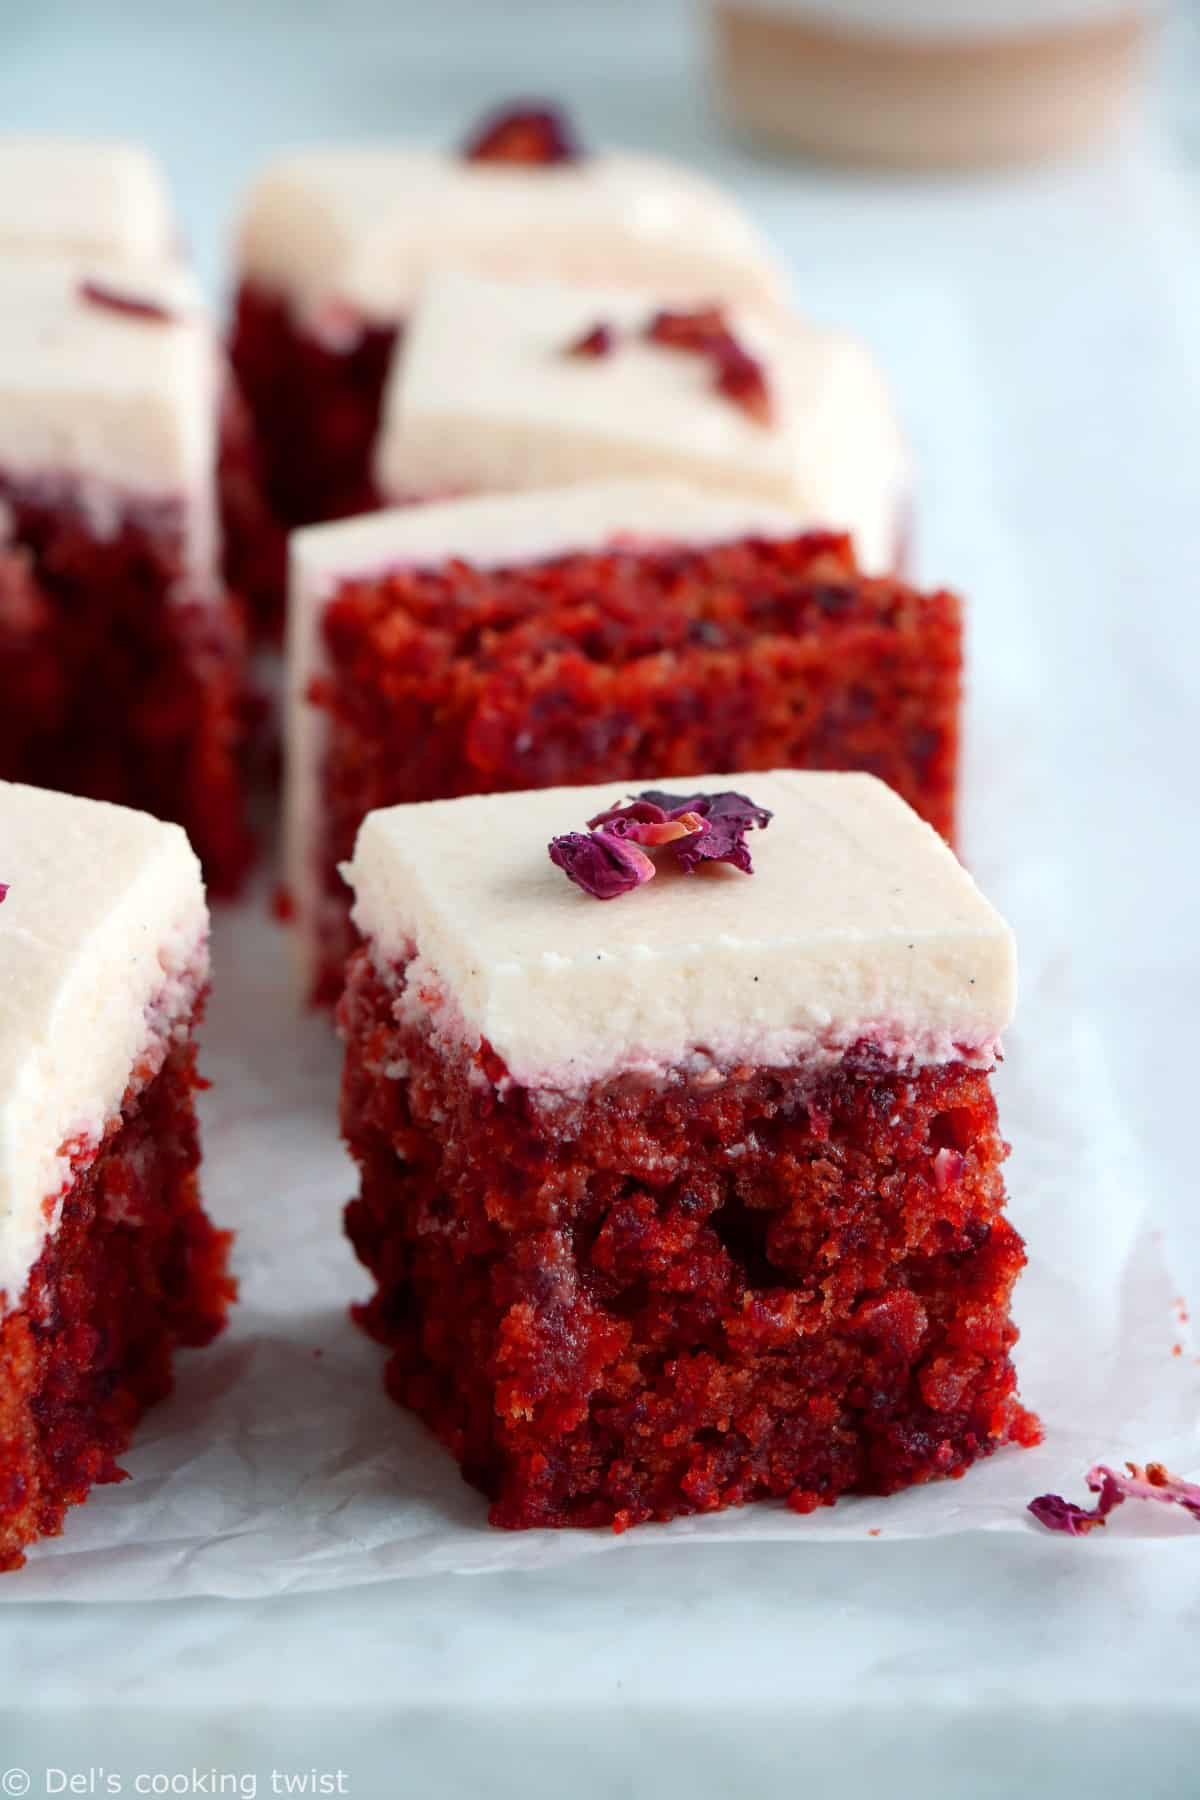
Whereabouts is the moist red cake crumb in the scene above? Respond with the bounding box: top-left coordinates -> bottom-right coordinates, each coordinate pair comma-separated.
218,377 -> 289,644
229,283 -> 393,539
340,953 -> 1038,1530
0,1024 -> 234,1572
0,481 -> 253,896
308,532 -> 960,1001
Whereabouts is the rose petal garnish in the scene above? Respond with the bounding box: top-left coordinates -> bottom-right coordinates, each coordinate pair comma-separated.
554,788 -> 771,898
1029,1461 -> 1200,1535
713,337 -> 773,425
637,789 -> 774,874
548,830 -> 655,900
567,322 -> 615,359
643,307 -> 773,426
644,306 -> 730,353
462,103 -> 583,165
1027,1493 -> 1107,1536
587,799 -> 709,848
78,280 -> 173,323
0,883 -> 7,904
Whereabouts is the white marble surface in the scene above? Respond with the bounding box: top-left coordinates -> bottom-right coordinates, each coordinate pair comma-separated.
1,2 -> 1199,1793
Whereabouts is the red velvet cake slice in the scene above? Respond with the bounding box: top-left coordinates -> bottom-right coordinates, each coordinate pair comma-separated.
340,770 -> 1037,1530
0,134 -> 279,649
374,272 -> 908,577
229,103 -> 788,626
0,781 -> 233,1571
0,257 -> 252,893
286,481 -> 960,1003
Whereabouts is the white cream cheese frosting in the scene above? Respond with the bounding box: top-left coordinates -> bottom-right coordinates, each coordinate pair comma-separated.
0,782 -> 208,1314
236,145 -> 789,328
286,479 -> 817,986
373,272 -> 907,575
0,137 -> 176,264
345,769 -> 1015,1094
0,257 -> 217,571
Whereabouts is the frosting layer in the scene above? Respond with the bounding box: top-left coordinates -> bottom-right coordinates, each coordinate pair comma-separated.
345,770 -> 1015,1093
0,783 -> 208,1312
236,146 -> 788,326
286,480 -> 819,981
0,257 -> 216,566
374,272 -> 907,574
0,137 -> 175,264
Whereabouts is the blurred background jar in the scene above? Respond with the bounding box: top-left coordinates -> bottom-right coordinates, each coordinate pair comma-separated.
708,1 -> 1160,167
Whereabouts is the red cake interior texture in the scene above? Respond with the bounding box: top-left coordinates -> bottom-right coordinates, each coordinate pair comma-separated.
0,482 -> 252,896
340,953 -> 1038,1530
0,1015 -> 234,1572
231,287 -> 392,525
309,531 -> 960,1002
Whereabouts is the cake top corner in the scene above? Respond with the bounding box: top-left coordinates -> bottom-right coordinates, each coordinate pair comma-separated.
0,781 -> 209,1312
0,135 -> 175,265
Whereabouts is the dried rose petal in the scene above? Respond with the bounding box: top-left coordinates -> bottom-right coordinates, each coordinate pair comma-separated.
462,104 -> 582,165
643,307 -> 773,426
78,280 -> 172,323
638,789 -> 773,875
548,830 -> 655,900
713,338 -> 773,425
1027,1493 -> 1107,1536
1029,1460 -> 1200,1535
567,322 -> 616,359
0,882 -> 7,904
553,788 -> 770,899
587,799 -> 709,849
587,798 -> 671,833
645,307 -> 730,353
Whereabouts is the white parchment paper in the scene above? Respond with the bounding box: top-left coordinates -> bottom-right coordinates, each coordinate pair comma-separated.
8,284 -> 1198,1601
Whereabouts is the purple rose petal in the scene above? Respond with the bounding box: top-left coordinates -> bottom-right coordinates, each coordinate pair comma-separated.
637,789 -> 773,874
1027,1493 -> 1107,1536
78,280 -> 173,323
1029,1461 -> 1200,1535
553,787 -> 772,900
548,830 -> 655,900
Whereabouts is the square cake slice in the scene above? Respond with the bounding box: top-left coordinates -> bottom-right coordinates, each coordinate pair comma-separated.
287,480 -> 960,1003
231,103 -> 787,541
0,133 -> 279,647
340,771 -> 1038,1531
0,258 -> 252,892
373,271 -> 908,576
0,782 -> 234,1571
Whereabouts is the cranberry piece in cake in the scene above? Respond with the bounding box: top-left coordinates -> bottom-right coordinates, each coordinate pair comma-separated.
286,481 -> 959,1002
374,272 -> 906,570
339,770 -> 1037,1531
229,121 -> 787,627
0,258 -> 252,894
0,782 -> 233,1571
